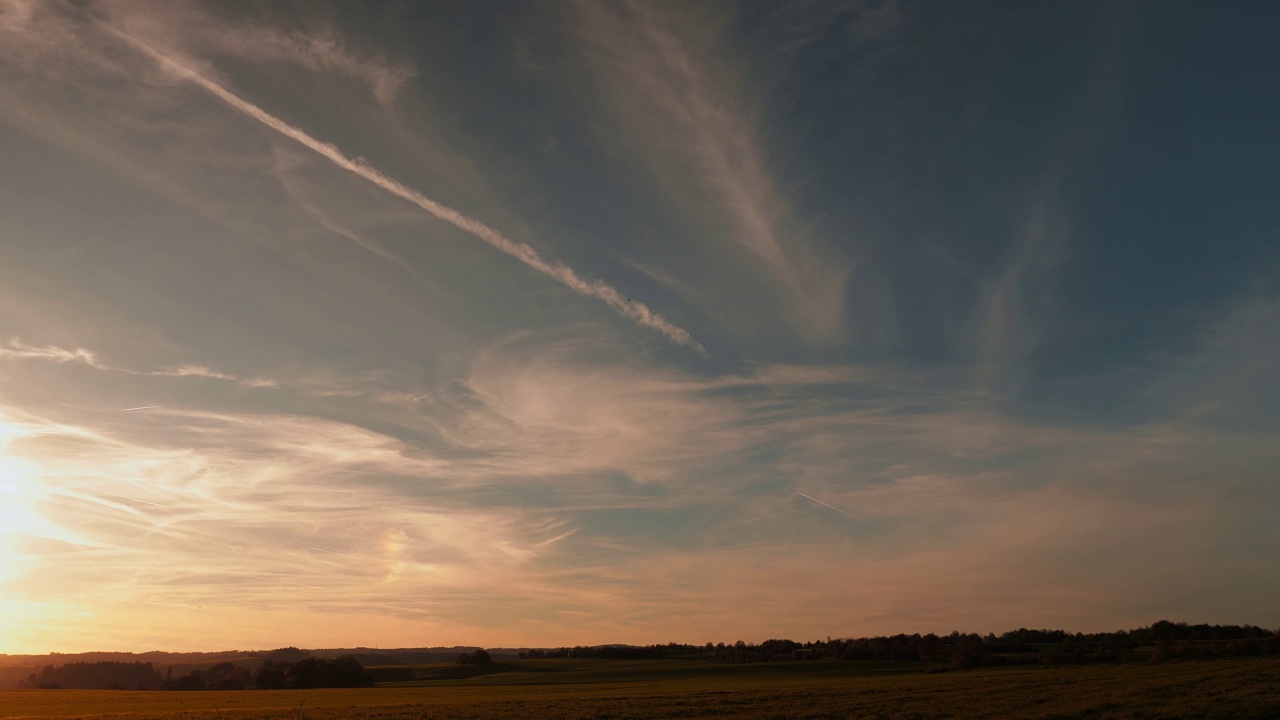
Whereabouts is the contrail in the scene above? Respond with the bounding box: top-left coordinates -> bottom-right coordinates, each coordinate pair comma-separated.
117,495 -> 163,507
796,492 -> 869,523
103,25 -> 703,354
120,405 -> 164,412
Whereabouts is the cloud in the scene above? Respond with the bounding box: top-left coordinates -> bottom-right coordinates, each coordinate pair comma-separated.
0,339 -> 104,368
98,23 -> 702,353
972,184 -> 1066,386
4,322 -> 1278,650
1162,286 -> 1280,431
0,338 -> 277,389
572,0 -> 849,342
0,0 -> 37,30
270,150 -> 454,298
449,335 -> 751,484
151,365 -> 277,388
0,404 -> 545,645
971,4 -> 1128,387
99,0 -> 415,105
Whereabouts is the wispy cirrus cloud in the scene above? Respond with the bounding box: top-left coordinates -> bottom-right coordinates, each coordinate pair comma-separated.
97,0 -> 415,105
270,149 -> 454,297
572,0 -> 849,343
971,4 -> 1129,387
0,402 -> 565,650
151,365 -> 277,388
972,184 -> 1067,386
4,321 -> 1279,651
1161,285 -> 1280,431
0,338 -> 277,389
0,339 -> 103,367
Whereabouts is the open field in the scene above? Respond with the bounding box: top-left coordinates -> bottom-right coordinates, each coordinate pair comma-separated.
1,656 -> 1278,719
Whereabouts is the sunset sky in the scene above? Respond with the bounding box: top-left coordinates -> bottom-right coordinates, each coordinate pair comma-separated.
2,0 -> 1278,654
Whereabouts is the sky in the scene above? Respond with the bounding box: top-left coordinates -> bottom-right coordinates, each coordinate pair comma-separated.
1,0 -> 1278,654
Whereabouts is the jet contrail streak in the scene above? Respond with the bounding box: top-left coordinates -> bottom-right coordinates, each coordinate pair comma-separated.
117,495 -> 163,507
104,25 -> 703,353
120,405 -> 164,412
796,492 -> 868,523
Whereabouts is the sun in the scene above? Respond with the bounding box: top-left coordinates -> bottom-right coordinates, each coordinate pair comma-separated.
0,422 -> 68,585
0,449 -> 36,584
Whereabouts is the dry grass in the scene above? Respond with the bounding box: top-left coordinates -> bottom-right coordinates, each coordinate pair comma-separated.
1,656 -> 1277,719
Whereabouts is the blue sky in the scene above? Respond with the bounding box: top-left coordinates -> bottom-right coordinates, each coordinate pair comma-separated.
1,0 -> 1277,653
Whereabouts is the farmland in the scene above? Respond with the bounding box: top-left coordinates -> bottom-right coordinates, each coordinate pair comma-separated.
2,655 -> 1278,719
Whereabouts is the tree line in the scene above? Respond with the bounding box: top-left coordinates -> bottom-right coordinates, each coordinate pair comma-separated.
18,621 -> 1279,689
519,642 -> 703,660
702,621 -> 1279,668
17,661 -> 163,690
18,656 -> 372,690
518,621 -> 1279,668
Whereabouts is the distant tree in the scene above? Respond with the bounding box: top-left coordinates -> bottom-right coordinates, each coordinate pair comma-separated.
920,634 -> 941,671
1151,620 -> 1181,642
254,662 -> 288,690
287,657 -> 320,689
205,662 -> 250,690
267,647 -> 310,663
326,657 -> 374,687
949,633 -> 987,669
471,649 -> 492,665
161,672 -> 206,691
272,656 -> 372,689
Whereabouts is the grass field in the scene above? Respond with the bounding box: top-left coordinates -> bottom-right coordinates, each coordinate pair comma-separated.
2,656 -> 1278,719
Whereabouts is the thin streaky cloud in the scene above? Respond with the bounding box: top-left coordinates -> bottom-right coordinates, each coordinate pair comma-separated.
99,23 -> 703,353
575,1 -> 847,341
0,339 -> 104,368
116,495 -> 163,507
119,406 -> 164,412
272,153 -> 453,298
796,492 -> 869,524
974,7 -> 1127,386
152,364 -> 278,387
0,338 -> 278,389
103,0 -> 415,105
